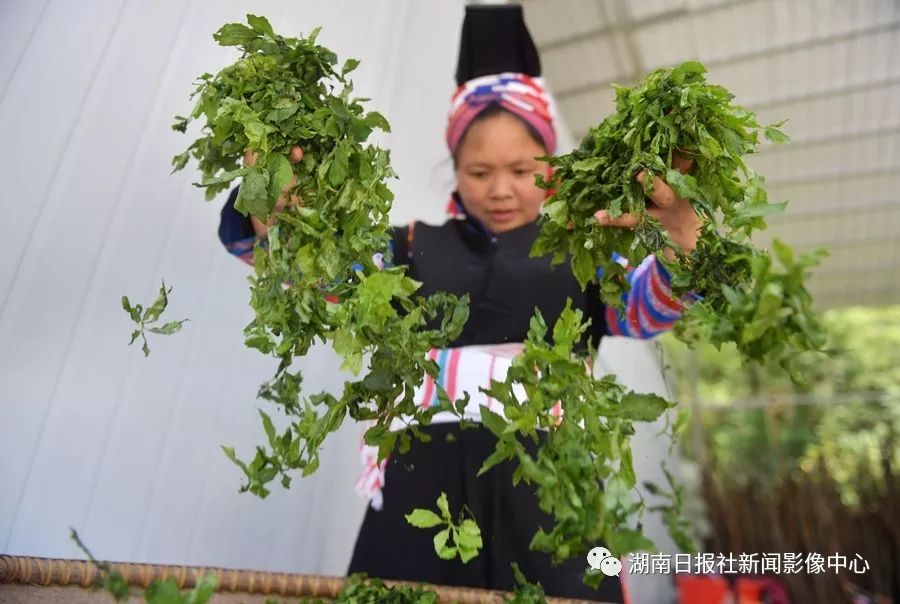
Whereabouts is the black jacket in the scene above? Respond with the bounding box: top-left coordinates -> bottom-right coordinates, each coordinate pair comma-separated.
219,187 -> 607,351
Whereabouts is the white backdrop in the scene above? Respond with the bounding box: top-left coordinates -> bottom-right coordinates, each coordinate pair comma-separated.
0,2 -> 676,599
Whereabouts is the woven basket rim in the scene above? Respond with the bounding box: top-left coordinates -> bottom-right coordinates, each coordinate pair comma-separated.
0,555 -> 609,604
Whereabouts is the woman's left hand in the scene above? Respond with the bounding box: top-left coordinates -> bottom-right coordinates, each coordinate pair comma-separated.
594,153 -> 701,261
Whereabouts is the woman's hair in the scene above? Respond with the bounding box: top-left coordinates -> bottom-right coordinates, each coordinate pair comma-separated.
451,103 -> 547,168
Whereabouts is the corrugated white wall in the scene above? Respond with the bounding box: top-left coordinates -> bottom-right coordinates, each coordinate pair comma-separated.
0,0 -> 473,573
526,0 -> 900,308
0,0 -> 672,593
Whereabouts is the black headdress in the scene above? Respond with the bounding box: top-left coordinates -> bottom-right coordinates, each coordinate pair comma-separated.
454,5 -> 541,86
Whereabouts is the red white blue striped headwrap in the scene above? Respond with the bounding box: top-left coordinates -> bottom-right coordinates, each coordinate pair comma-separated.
446,72 -> 557,155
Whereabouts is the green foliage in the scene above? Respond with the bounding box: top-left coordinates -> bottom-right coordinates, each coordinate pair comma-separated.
642,463 -> 697,553
785,308 -> 900,508
122,280 -> 189,357
71,525 -> 539,604
298,575 -> 440,604
173,15 -> 469,498
476,301 -> 689,584
805,399 -> 900,508
533,61 -> 825,376
503,563 -> 548,603
297,567 -> 550,604
405,492 -> 483,563
674,239 -> 828,380
662,306 -> 900,506
171,23 -> 817,583
70,529 -> 217,603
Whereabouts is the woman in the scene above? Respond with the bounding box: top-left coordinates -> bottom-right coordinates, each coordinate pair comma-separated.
219,6 -> 699,602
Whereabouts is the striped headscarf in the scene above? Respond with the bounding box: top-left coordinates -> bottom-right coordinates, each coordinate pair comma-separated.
445,72 -> 557,156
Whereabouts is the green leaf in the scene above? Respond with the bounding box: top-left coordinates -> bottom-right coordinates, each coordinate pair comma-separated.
145,320 -> 188,336
121,296 -> 140,322
361,367 -> 393,393
458,547 -> 479,563
673,408 -> 690,437
364,111 -> 391,133
436,492 -> 450,519
185,575 -> 217,604
145,579 -> 183,604
736,200 -> 787,219
618,392 -> 672,421
697,125 -> 723,159
405,509 -> 443,529
241,114 -> 274,151
171,151 -> 190,172
459,518 -> 481,536
477,444 -> 513,477
142,281 -> 170,323
374,182 -> 394,202
171,115 -> 190,134
479,405 -> 508,437
267,102 -> 299,123
342,58 -> 360,75
328,144 -> 350,187
434,528 -> 456,560
247,14 -> 274,35
362,423 -> 389,447
213,23 -> 258,47
620,445 -> 636,488
332,327 -> 363,374
259,409 -> 277,447
328,98 -> 352,121
571,157 -> 605,172
772,238 -> 794,268
670,60 -> 706,82
764,126 -> 790,144
605,528 -> 657,556
456,519 -> 483,550
665,169 -> 703,201
221,445 -> 249,474
194,167 -> 247,188
355,272 -> 400,328
437,545 -> 458,561
266,153 -> 293,203
104,573 -> 131,601
236,166 -> 271,217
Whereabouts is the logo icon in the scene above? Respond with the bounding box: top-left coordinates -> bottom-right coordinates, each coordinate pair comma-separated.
586,546 -> 622,577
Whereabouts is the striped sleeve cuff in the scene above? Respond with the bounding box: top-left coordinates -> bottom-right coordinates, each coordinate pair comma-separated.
224,235 -> 267,267
605,255 -> 698,339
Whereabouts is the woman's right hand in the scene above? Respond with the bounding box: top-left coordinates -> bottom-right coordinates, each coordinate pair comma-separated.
245,145 -> 304,238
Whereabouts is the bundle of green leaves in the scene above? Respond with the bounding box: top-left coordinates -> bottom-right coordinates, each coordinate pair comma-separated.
533,61 -> 827,374
474,302 -> 692,585
673,238 -> 827,380
172,15 -> 469,496
404,492 -> 483,563
122,280 -> 188,357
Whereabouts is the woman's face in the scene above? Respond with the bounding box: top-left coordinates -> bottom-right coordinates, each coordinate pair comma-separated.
454,111 -> 550,233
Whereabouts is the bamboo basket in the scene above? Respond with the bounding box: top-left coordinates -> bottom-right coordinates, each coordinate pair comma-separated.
0,555 -> 610,603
